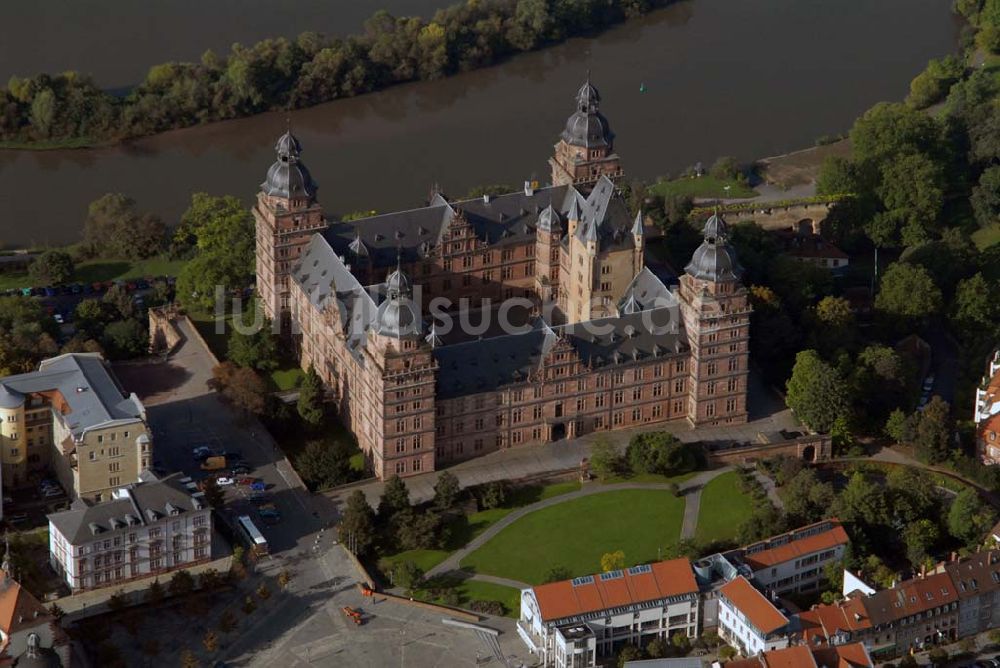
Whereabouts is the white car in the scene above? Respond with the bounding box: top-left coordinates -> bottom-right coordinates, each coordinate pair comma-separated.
53,314 -> 64,325
215,477 -> 235,486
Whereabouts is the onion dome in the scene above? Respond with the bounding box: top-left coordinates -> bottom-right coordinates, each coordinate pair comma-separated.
684,211 -> 743,282
261,129 -> 317,200
560,76 -> 613,149
385,262 -> 411,298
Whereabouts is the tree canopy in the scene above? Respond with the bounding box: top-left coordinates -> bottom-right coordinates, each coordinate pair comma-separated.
785,350 -> 848,432
175,194 -> 255,309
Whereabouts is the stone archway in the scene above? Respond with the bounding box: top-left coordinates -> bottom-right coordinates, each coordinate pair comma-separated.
801,445 -> 816,462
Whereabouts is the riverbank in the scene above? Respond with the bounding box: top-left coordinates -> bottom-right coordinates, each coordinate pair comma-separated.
0,0 -> 681,151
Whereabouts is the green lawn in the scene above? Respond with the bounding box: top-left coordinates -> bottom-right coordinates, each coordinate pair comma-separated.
0,255 -> 188,291
694,471 -> 753,544
972,224 -> 1000,250
457,580 -> 522,617
460,489 -> 684,584
650,175 -> 758,199
600,470 -> 699,485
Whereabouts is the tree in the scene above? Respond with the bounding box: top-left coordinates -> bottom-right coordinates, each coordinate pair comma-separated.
885,409 -> 917,445
433,470 -> 461,510
903,518 -> 939,567
296,365 -> 325,427
907,55 -> 964,109
948,488 -> 996,547
47,603 -> 65,620
145,578 -> 165,604
850,102 -> 942,166
107,589 -> 128,613
543,565 -> 572,583
338,490 -> 376,555
737,505 -> 787,544
645,637 -> 668,659
296,440 -> 350,490
617,644 -> 643,668
208,362 -> 267,416
955,273 -> 1000,333
835,472 -> 889,527
600,550 -> 625,572
589,436 -> 621,480
175,194 -> 255,309
480,480 -> 508,510
202,630 -> 219,653
670,631 -> 691,655
168,570 -> 195,597
914,396 -> 952,464
972,166 -> 1000,228
277,570 -> 292,589
874,152 -> 945,246
785,350 -> 849,432
200,476 -> 226,509
887,467 -> 939,524
708,155 -> 741,181
625,432 -> 696,476
101,319 -> 148,359
180,648 -> 200,668
103,284 -> 134,320
390,559 -> 424,591
816,156 -> 860,196
29,250 -> 74,286
227,322 -> 279,372
83,193 -> 166,259
927,647 -> 949,667
875,262 -> 942,324
242,595 -> 256,615
218,609 -> 237,633
781,469 -> 836,525
811,296 -> 855,354
378,475 -> 410,521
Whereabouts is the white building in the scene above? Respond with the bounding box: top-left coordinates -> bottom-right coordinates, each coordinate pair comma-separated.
717,576 -> 791,656
738,519 -> 848,595
519,559 -> 700,668
47,473 -> 212,591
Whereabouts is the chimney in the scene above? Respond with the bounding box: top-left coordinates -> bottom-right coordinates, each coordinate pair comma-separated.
920,563 -> 927,578
524,181 -> 534,197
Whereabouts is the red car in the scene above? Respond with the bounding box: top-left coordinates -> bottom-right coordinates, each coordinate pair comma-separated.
236,476 -> 257,486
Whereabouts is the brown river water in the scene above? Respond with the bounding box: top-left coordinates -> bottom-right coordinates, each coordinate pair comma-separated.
0,0 -> 958,248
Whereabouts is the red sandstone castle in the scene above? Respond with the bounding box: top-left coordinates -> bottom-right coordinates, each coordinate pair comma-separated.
254,80 -> 750,479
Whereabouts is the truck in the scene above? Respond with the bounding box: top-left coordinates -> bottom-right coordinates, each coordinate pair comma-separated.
200,455 -> 227,471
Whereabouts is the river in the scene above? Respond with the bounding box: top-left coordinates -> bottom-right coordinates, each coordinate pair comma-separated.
0,0 -> 958,249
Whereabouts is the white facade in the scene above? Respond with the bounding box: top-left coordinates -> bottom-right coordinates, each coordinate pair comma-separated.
48,480 -> 211,592
717,595 -> 789,656
750,541 -> 846,595
519,586 -> 699,668
975,349 -> 1000,424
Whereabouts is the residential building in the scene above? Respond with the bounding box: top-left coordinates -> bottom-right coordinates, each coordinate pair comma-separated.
47,473 -> 211,592
976,348 -> 1000,464
623,659 -> 703,668
798,595 -> 872,650
717,576 -> 792,656
944,548 -> 1000,639
859,571 -> 959,660
518,559 -> 700,668
257,79 -> 752,480
720,642 -> 873,668
0,544 -> 69,665
738,519 -> 849,596
0,353 -> 151,502
773,221 -> 849,273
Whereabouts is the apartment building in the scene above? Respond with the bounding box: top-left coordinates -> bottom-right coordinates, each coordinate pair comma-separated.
717,576 -> 792,656
944,549 -> 1000,639
721,642 -> 873,668
976,348 -> 1000,464
47,473 -> 211,592
0,353 -> 151,502
518,559 -> 700,668
738,519 -> 849,595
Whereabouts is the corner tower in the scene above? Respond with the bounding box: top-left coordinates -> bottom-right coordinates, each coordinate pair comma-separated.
678,212 -> 751,426
549,77 -> 624,191
254,129 -> 326,330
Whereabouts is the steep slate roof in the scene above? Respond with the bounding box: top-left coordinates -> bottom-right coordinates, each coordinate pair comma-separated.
861,571 -> 957,626
617,267 -> 674,314
48,473 -> 206,545
719,576 -> 789,635
529,558 -> 697,623
432,307 -> 685,400
322,177 -> 636,269
0,353 -> 145,438
742,519 -> 849,570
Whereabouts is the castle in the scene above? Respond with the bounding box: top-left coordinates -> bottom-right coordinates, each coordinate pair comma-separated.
254,80 -> 750,479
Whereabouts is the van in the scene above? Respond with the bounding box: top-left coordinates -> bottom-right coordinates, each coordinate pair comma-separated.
200,456 -> 227,471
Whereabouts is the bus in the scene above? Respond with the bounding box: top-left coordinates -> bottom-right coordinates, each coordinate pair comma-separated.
236,515 -> 269,557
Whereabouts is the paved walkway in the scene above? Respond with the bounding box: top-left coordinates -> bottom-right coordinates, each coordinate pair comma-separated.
753,469 -> 785,510
329,401 -> 796,510
426,467 -> 732,579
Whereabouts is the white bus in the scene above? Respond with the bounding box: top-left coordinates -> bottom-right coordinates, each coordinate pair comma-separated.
236,515 -> 268,556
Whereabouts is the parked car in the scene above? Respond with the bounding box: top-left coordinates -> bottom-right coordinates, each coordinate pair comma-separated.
192,446 -> 213,460
230,464 -> 251,475
215,477 -> 235,486
53,313 -> 64,325
236,476 -> 257,486
200,456 -> 227,472
259,508 -> 281,523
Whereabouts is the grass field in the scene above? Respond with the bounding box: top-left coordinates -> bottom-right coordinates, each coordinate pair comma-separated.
972,224 -> 1000,250
600,470 -> 699,485
460,489 -> 684,584
413,577 -> 522,618
0,255 -> 188,291
694,470 -> 753,544
650,175 -> 757,199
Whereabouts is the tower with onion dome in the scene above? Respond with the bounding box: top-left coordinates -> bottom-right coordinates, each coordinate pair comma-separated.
549,76 -> 624,191
678,211 -> 751,426
254,128 -> 327,329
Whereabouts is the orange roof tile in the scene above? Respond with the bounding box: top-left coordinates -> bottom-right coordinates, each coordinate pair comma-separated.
530,558 -> 698,622
813,642 -> 873,667
743,520 -> 849,570
0,574 -> 50,635
727,643 -> 872,668
719,576 -> 789,635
